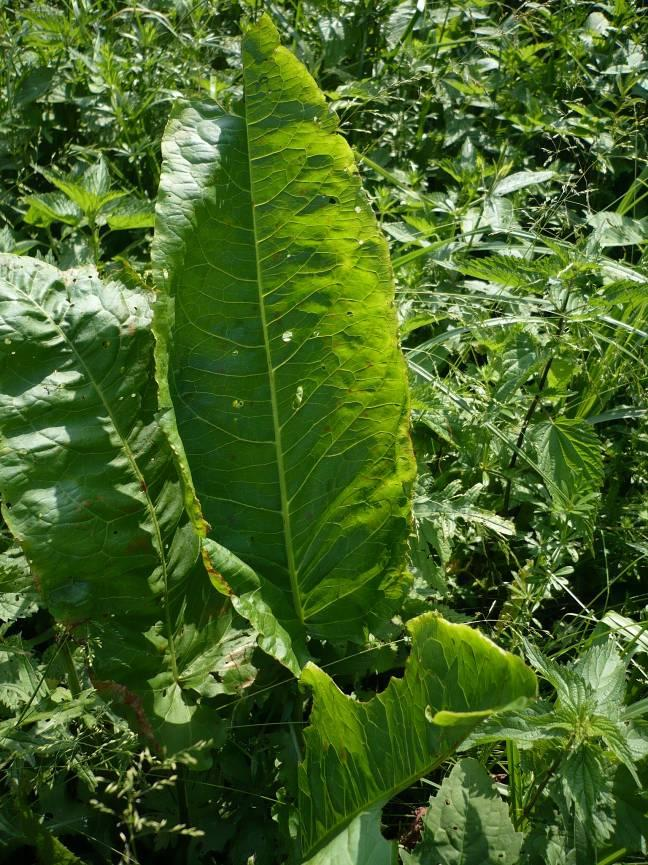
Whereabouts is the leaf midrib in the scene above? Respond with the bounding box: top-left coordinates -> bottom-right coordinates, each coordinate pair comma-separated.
241,76 -> 304,625
18,283 -> 180,680
300,743 -> 461,861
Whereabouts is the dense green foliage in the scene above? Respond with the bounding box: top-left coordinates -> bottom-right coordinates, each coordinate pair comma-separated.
0,1 -> 647,864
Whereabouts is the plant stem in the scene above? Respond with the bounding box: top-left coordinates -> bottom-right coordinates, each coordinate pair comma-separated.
503,289 -> 571,513
506,740 -> 523,829
520,751 -> 563,820
597,848 -> 628,865
60,638 -> 82,697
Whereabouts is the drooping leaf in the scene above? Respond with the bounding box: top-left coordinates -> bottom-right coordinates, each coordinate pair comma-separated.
297,613 -> 537,861
402,758 -> 524,865
0,254 -> 236,752
152,14 -> 416,651
611,764 -> 648,854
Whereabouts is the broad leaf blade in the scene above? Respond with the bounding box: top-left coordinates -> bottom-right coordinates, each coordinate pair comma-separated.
0,254 -> 231,751
298,613 -> 537,861
302,809 -> 394,865
152,15 -> 416,648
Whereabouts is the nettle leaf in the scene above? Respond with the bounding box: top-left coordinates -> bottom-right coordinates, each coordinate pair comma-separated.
573,641 -> 626,712
153,15 -> 416,654
98,195 -> 155,230
39,158 -> 126,219
0,546 -> 40,622
561,745 -> 615,844
0,254 -> 237,753
23,191 -> 83,228
0,637 -> 43,712
525,418 -> 603,527
298,613 -> 537,862
402,758 -> 524,865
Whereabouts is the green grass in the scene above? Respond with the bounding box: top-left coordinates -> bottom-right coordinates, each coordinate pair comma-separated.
0,1 -> 647,863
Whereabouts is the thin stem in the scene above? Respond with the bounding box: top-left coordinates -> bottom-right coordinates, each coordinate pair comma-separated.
60,637 -> 82,698
596,848 -> 628,865
520,750 -> 563,821
503,289 -> 571,513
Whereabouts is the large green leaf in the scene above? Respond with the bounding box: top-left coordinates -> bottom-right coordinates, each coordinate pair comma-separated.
0,254 -> 243,752
297,613 -> 537,862
152,14 -> 415,648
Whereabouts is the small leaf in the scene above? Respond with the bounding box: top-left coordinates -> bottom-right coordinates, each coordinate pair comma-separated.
14,66 -> 55,107
587,211 -> 648,247
492,170 -> 556,196
0,546 -> 40,621
100,195 -> 155,230
573,641 -> 626,712
405,758 -> 523,865
23,192 -> 82,227
525,418 -> 603,527
39,158 -> 124,218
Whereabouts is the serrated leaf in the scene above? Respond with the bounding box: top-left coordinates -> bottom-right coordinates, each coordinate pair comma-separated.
0,254 -> 231,752
561,746 -> 614,843
152,15 -> 416,651
403,758 -> 523,865
573,641 -> 626,712
462,706 -> 566,749
297,613 -> 537,861
0,546 -> 40,621
23,192 -> 82,228
0,637 -> 43,711
525,418 -> 603,524
39,158 -> 125,218
99,195 -> 155,230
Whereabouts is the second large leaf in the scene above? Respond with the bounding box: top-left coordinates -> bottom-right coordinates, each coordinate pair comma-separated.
153,15 -> 415,642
